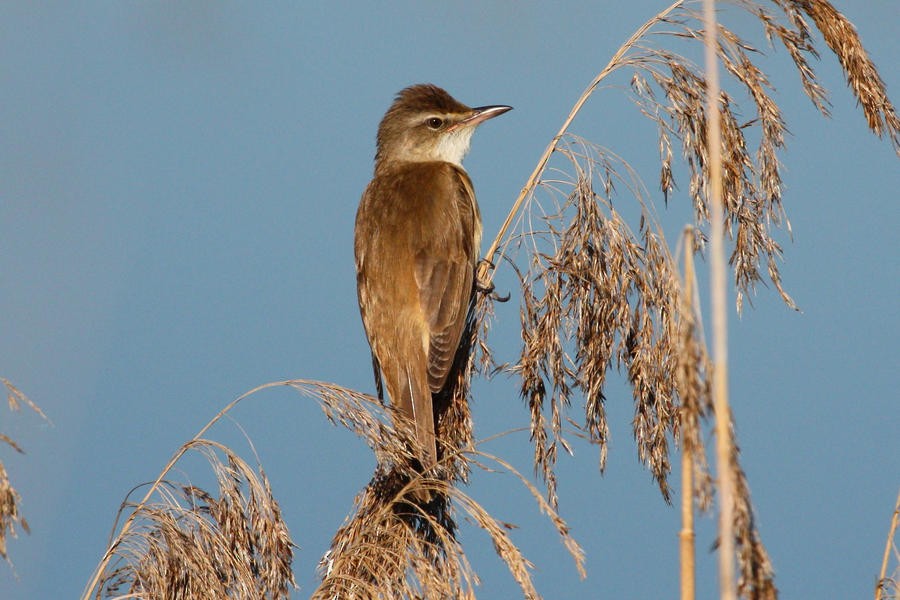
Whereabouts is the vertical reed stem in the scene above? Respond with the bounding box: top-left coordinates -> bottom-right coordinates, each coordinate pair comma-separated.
702,1 -> 736,599
680,228 -> 696,600
876,489 -> 900,599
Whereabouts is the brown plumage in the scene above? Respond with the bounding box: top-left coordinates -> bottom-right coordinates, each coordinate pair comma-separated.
354,84 -> 510,468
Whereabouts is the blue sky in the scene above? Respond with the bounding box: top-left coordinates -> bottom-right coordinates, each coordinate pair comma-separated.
1,2 -> 897,598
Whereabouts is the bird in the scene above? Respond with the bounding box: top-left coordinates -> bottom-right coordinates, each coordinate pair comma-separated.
354,84 -> 511,470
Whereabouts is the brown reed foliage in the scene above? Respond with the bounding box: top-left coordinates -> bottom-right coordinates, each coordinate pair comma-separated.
1,378 -> 47,565
474,1 -> 896,597
81,2 -> 897,598
83,383 -> 301,600
0,461 -> 25,565
97,440 -> 295,599
296,289 -> 587,597
297,371 -> 583,599
770,0 -> 900,151
314,448 -> 584,600
84,379 -> 583,599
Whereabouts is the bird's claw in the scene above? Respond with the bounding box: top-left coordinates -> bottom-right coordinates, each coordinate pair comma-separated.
476,259 -> 510,302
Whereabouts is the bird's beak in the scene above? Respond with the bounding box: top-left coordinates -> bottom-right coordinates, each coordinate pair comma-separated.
449,104 -> 513,131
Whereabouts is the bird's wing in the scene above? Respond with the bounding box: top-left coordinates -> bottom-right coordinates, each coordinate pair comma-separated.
356,163 -> 479,466
413,165 -> 480,394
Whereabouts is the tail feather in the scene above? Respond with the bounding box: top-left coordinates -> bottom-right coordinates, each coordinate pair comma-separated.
404,369 -> 437,468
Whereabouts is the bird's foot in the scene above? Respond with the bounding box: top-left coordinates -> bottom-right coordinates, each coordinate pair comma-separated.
475,259 -> 510,302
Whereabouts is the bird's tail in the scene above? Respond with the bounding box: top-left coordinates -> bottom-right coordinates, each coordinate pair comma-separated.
401,367 -> 437,469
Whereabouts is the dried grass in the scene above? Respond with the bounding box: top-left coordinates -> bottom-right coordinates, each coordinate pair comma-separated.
1,378 -> 47,565
80,2 -> 897,598
876,490 -> 900,600
702,1 -> 737,597
314,448 -> 584,600
82,381 -> 305,600
678,228 -> 698,600
0,461 -> 26,566
98,441 -> 295,600
475,1 -> 895,598
294,367 -> 584,598
83,378 -> 583,599
768,0 -> 900,152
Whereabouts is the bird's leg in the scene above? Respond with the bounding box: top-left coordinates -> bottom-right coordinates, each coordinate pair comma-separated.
475,258 -> 495,293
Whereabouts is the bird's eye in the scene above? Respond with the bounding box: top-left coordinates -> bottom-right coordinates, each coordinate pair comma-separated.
426,117 -> 444,130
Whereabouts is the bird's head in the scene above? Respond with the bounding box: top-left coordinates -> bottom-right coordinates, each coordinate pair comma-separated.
374,84 -> 511,171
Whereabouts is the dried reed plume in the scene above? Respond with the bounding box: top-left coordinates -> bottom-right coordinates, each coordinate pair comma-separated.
81,2 -> 897,598
1,378 -> 47,565
0,461 -> 23,565
97,441 -> 295,599
83,382 -> 304,600
84,379 -> 583,599
474,0 -> 896,598
314,448 -> 584,600
294,370 -> 584,599
304,297 -> 585,597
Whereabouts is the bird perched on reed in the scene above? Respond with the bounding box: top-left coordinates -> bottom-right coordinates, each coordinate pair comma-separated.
354,84 -> 511,469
